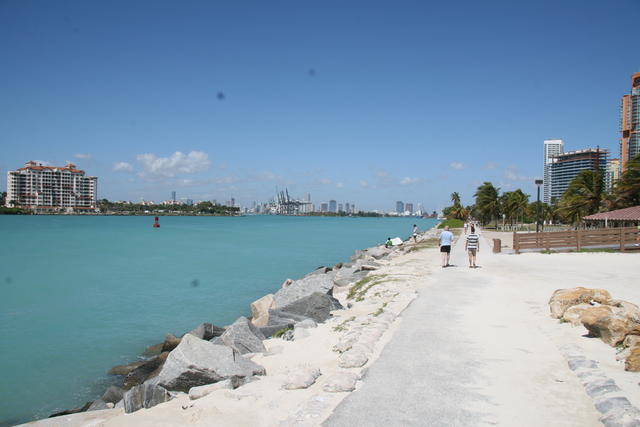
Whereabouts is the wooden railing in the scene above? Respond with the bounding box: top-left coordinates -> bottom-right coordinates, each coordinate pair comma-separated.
513,227 -> 639,254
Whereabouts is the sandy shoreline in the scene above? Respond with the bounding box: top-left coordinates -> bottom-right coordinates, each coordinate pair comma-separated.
22,227 -> 640,426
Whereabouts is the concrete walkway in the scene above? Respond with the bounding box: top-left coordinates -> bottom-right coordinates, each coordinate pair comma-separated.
324,232 -> 601,427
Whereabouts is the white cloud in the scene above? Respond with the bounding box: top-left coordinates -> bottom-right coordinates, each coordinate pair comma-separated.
504,168 -> 530,182
336,182 -> 344,188
136,151 -> 210,178
400,176 -> 419,185
319,178 -> 332,185
484,162 -> 498,169
360,180 -> 370,188
74,153 -> 92,159
449,162 -> 464,170
113,162 -> 134,173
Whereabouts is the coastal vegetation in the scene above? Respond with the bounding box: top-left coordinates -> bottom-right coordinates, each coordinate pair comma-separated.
437,219 -> 464,229
97,199 -> 240,216
442,153 -> 640,227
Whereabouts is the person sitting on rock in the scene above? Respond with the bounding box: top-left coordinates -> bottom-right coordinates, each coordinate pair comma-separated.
385,237 -> 393,248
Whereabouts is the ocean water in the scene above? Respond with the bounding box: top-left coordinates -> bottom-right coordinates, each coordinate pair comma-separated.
0,215 -> 438,425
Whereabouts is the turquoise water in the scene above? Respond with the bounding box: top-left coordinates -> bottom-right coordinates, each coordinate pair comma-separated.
0,215 -> 437,425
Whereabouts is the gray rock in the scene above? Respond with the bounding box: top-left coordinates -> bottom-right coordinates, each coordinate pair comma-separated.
338,348 -> 369,368
323,372 -> 360,392
123,352 -> 169,389
595,396 -> 634,414
568,357 -> 598,371
296,319 -> 318,329
101,385 -> 125,404
87,399 -> 110,412
150,334 -> 266,392
600,406 -> 640,427
220,316 -> 266,354
259,310 -> 309,338
275,292 -> 344,323
210,336 -> 224,345
49,402 -> 93,418
304,266 -> 331,277
333,265 -> 367,288
273,274 -> 335,308
188,322 -> 225,341
283,366 -> 321,390
365,246 -> 390,259
585,378 -> 621,398
189,379 -> 233,400
123,383 -> 172,413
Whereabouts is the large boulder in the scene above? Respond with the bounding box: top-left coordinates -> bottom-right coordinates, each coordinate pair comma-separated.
549,287 -> 612,319
259,310 -> 309,338
276,292 -> 343,323
188,323 -> 225,341
123,383 -> 172,413
220,317 -> 266,354
250,294 -> 275,328
101,385 -> 125,404
273,274 -> 335,308
150,334 -> 265,392
625,346 -> 640,372
333,265 -> 368,288
580,306 -> 633,347
123,352 -> 169,389
365,246 -> 390,260
561,303 -> 594,326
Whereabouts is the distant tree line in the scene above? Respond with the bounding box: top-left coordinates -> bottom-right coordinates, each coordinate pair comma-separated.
443,153 -> 640,227
97,200 -> 240,216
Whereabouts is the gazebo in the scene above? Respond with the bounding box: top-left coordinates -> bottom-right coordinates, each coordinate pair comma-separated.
582,205 -> 640,228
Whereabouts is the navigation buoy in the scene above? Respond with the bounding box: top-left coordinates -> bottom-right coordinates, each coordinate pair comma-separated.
153,216 -> 160,228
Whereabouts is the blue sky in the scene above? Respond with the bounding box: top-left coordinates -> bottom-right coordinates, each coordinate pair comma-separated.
1,0 -> 638,211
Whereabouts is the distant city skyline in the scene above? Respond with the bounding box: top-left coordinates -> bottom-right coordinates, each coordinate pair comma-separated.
1,1 -> 638,211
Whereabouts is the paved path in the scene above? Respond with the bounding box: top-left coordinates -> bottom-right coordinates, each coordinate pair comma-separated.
324,232 -> 601,427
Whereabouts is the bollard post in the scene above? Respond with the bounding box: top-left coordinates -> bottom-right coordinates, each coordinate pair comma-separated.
493,238 -> 501,253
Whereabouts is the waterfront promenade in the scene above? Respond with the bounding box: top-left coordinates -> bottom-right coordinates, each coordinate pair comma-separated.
327,234 -> 639,426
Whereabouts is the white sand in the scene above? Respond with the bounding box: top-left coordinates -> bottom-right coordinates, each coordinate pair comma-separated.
24,232 -> 640,426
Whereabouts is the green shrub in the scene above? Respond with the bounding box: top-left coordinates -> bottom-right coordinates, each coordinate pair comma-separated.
437,219 -> 464,229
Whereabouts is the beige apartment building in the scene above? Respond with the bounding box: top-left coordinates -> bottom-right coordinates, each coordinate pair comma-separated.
5,161 -> 98,212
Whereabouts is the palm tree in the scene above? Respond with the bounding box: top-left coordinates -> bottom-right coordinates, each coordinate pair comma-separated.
451,192 -> 461,206
474,182 -> 500,226
612,154 -> 640,208
557,170 -> 604,225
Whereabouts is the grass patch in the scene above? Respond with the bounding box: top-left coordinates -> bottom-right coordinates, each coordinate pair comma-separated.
272,326 -> 293,338
577,248 -> 618,253
347,274 -> 387,300
371,302 -> 388,317
333,316 -> 356,332
437,219 -> 464,229
405,238 -> 439,253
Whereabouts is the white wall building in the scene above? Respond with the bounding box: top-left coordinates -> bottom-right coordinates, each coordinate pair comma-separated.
6,161 -> 97,212
543,139 -> 564,204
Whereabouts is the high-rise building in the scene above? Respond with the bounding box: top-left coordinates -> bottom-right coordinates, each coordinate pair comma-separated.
543,139 -> 564,204
548,148 -> 608,203
320,202 -> 328,212
396,201 -> 404,214
620,72 -> 640,172
344,202 -> 350,213
405,203 -> 414,214
171,191 -> 176,202
329,200 -> 337,213
338,203 -> 343,212
605,158 -> 621,192
6,161 -> 97,212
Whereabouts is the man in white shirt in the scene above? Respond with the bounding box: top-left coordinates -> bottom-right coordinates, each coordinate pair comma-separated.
439,226 -> 454,267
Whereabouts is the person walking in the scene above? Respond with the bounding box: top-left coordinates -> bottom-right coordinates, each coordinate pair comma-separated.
439,225 -> 454,267
465,225 -> 480,268
412,224 -> 418,242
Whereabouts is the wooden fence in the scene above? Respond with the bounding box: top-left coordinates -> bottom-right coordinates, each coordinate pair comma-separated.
513,227 -> 639,254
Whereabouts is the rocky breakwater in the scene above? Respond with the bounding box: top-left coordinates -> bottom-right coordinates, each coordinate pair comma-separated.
549,286 -> 640,424
41,229 -> 437,425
